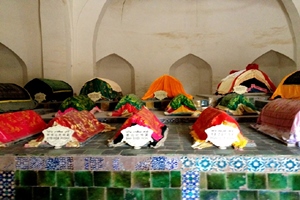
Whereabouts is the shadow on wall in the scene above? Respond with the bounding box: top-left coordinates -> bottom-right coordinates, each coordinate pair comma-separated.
170,54 -> 212,95
0,43 -> 27,86
253,50 -> 296,87
95,53 -> 135,95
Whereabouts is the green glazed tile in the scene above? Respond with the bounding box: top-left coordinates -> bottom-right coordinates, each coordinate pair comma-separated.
247,173 -> 266,189
219,191 -> 238,200
38,171 -> 56,186
88,187 -> 105,200
163,188 -> 181,200
268,173 -> 287,189
239,190 -> 258,200
288,173 -> 300,190
107,188 -> 124,200
74,171 -> 93,186
199,191 -> 218,200
207,173 -> 226,189
199,172 -> 207,189
125,189 -> 143,200
132,171 -> 150,188
227,173 -> 246,189
170,171 -> 181,187
144,189 -> 162,200
112,171 -> 131,188
52,187 -> 69,200
151,171 -> 170,188
69,187 -> 88,200
279,191 -> 300,200
15,186 -> 32,200
20,170 -> 37,186
258,190 -> 279,200
56,171 -> 74,187
94,171 -> 112,187
32,187 -> 51,200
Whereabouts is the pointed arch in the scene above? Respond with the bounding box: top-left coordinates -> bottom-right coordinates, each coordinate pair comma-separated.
0,43 -> 27,86
252,50 -> 296,87
96,53 -> 135,95
169,54 -> 212,95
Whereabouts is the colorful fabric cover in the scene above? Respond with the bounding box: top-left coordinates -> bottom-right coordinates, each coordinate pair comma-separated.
142,75 -> 193,100
252,98 -> 300,145
164,94 -> 197,116
108,107 -> 168,148
190,107 -> 248,149
216,93 -> 259,115
111,94 -> 145,117
270,71 -> 300,99
24,78 -> 73,102
216,64 -> 276,95
80,78 -> 123,101
0,110 -> 47,146
0,83 -> 36,112
58,95 -> 96,112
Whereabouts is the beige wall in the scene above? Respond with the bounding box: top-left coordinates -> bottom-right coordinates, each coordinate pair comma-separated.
1,0 -> 300,96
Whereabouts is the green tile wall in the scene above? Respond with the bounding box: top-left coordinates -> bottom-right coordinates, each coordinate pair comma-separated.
13,170 -> 300,200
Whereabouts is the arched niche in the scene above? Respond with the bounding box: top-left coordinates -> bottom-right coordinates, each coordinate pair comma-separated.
252,50 -> 296,87
169,54 -> 212,95
95,54 -> 135,95
0,43 -> 27,86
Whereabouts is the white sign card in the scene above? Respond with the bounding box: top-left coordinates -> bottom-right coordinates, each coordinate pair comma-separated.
42,125 -> 74,149
88,92 -> 102,102
154,90 -> 168,100
121,124 -> 153,149
233,85 -> 247,94
205,124 -> 239,149
34,92 -> 46,103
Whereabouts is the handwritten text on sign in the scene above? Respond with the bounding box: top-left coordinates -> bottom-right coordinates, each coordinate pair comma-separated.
205,124 -> 239,149
43,125 -> 74,149
121,124 -> 153,149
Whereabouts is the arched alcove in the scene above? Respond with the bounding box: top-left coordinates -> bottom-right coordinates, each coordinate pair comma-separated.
95,54 -> 135,95
0,43 -> 27,86
252,50 -> 296,87
169,54 -> 212,95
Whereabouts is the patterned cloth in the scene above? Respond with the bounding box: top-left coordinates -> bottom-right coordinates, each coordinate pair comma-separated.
111,94 -> 145,116
0,110 -> 47,144
59,95 -> 96,112
164,94 -> 197,116
80,78 -> 123,100
254,98 -> 300,143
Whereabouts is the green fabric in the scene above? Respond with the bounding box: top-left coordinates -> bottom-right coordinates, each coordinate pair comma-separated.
38,78 -> 72,92
169,94 -> 197,110
79,78 -> 122,100
59,95 -> 95,112
219,93 -> 257,111
114,94 -> 145,110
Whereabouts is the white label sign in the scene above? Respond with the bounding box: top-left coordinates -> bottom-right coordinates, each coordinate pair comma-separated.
88,92 -> 102,102
205,124 -> 239,149
154,90 -> 168,100
121,124 -> 153,149
233,85 -> 247,94
42,125 -> 74,149
34,92 -> 46,103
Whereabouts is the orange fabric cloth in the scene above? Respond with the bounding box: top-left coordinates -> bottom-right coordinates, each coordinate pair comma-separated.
0,110 -> 47,144
142,75 -> 193,100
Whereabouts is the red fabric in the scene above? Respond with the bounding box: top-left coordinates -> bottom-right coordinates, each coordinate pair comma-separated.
48,110 -> 105,143
0,110 -> 47,143
111,103 -> 140,116
114,107 -> 165,141
192,107 -> 240,140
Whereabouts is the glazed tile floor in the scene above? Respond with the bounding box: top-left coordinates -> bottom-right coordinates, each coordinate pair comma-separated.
1,110 -> 300,156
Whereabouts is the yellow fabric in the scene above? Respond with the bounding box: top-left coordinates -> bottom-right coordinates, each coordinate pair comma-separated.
270,71 -> 300,99
142,75 -> 193,100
